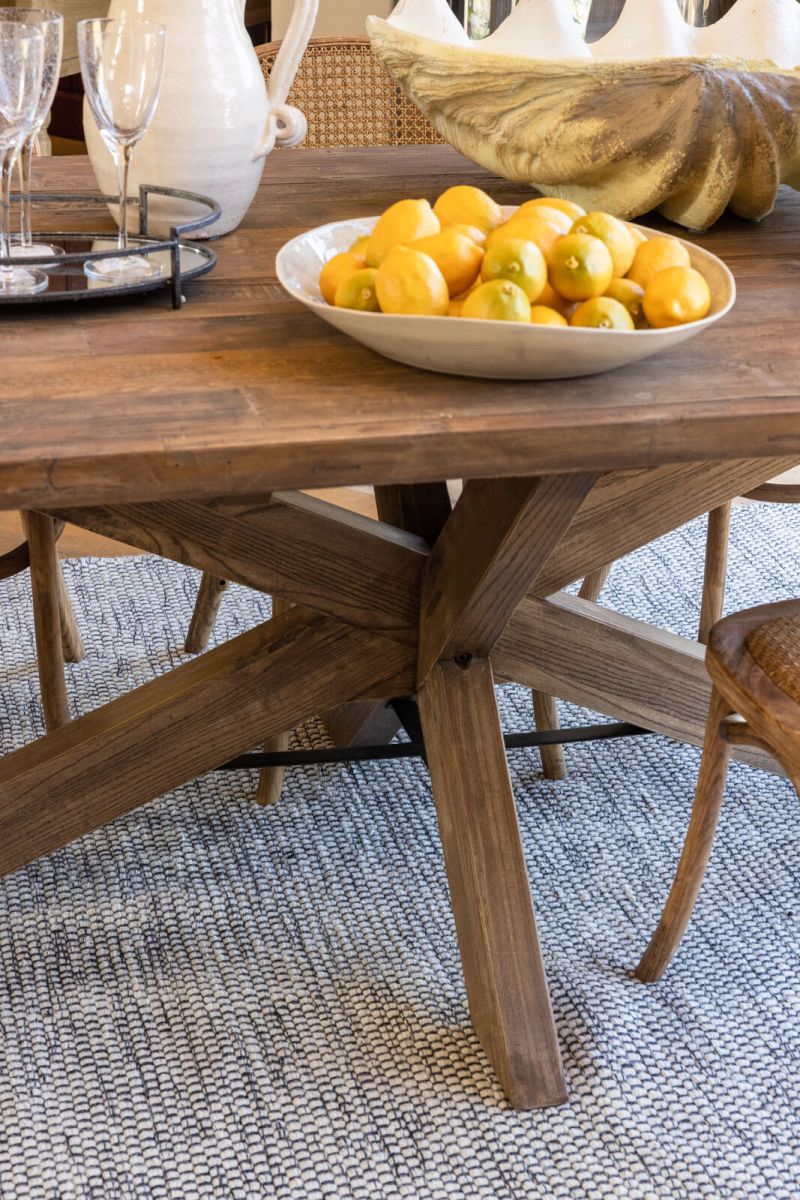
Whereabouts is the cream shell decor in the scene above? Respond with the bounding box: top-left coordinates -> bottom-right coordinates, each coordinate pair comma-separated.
368,0 -> 800,230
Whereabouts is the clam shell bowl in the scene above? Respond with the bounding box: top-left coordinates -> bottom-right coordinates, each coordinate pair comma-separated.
367,0 -> 800,232
276,210 -> 736,381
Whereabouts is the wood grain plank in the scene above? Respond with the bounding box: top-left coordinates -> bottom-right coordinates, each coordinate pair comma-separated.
50,490 -> 428,643
418,474 -> 597,682
0,608 -> 414,878
494,593 -> 781,774
533,457 -> 800,598
419,657 -> 566,1109
2,152 -> 800,511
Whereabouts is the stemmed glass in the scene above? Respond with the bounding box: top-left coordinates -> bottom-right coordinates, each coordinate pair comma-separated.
0,9 -> 63,261
77,17 -> 166,284
0,21 -> 46,296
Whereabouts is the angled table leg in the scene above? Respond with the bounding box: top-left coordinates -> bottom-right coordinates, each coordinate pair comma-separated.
419,657 -> 566,1109
413,474 -> 596,1108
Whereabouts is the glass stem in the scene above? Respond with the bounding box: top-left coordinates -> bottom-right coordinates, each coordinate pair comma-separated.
0,148 -> 12,269
117,143 -> 133,252
18,134 -> 36,250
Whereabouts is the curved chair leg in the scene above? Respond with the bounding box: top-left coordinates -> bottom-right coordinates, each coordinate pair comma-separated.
256,596 -> 292,806
530,566 -> 613,780
578,562 -> 613,604
532,691 -> 566,780
57,565 -> 85,663
635,687 -> 733,982
185,573 -> 229,654
23,511 -> 73,731
699,504 -> 732,644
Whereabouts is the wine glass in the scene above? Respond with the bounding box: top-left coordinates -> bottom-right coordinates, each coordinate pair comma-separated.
0,9 -> 63,261
0,21 -> 46,296
77,17 -> 166,284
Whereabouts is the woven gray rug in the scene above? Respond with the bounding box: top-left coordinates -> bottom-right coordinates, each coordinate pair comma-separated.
0,505 -> 799,1200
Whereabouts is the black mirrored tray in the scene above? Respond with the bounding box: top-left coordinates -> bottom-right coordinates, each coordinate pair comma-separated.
0,184 -> 221,309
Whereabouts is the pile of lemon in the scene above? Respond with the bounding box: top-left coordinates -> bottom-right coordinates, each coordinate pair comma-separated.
318,185 -> 712,331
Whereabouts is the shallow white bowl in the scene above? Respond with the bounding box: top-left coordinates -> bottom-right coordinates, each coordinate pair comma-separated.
275,210 -> 736,381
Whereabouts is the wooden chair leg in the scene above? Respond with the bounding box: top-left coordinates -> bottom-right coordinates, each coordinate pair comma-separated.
56,564 -> 85,663
530,565 -> 612,780
635,686 -> 733,983
22,511 -> 71,732
185,573 -> 229,653
532,691 -> 566,780
699,504 -> 732,644
578,562 -> 613,603
256,596 -> 292,806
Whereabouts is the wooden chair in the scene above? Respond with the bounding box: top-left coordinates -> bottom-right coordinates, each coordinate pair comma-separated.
1,515 -> 84,731
636,598 -> 800,982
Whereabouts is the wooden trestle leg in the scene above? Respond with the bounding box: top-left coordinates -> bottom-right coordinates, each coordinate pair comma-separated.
419,657 -> 567,1108
415,472 -> 598,1107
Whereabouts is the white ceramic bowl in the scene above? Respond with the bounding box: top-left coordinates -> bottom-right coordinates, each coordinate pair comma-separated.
275,210 -> 736,381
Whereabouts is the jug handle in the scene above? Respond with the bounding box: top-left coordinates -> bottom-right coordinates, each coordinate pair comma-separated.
254,0 -> 319,159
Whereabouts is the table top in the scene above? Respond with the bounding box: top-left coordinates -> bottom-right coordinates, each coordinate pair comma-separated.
2,147 -> 800,512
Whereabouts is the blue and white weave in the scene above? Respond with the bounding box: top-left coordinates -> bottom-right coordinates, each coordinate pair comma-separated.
0,503 -> 798,1200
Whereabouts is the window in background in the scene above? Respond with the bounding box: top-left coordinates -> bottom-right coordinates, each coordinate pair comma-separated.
465,1 -> 592,39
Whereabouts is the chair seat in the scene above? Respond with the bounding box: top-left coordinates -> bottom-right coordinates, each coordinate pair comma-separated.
745,614 -> 800,705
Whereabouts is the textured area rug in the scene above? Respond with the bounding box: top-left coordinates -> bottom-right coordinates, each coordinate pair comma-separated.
0,505 -> 799,1200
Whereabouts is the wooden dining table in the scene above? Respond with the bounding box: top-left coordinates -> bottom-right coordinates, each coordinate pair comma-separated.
2,147 -> 800,1110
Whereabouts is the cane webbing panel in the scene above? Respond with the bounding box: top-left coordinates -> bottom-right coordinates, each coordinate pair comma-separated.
258,38 -> 444,150
746,614 -> 800,706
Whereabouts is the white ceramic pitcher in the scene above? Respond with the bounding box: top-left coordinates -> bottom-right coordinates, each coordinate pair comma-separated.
84,0 -> 319,237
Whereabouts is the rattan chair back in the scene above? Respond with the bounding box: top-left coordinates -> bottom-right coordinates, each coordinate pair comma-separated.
257,36 -> 444,149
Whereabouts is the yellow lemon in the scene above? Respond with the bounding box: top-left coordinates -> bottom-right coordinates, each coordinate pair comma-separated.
448,276 -> 483,317
626,222 -> 649,249
461,279 -> 531,322
549,233 -> 614,301
481,238 -> 547,302
570,297 -> 635,330
433,185 -> 504,234
570,212 -> 636,278
531,306 -> 569,327
334,268 -> 381,312
519,196 -> 586,222
411,228 -> 484,297
604,277 -> 647,326
512,202 -> 573,235
642,266 -> 711,328
320,251 -> 367,305
376,247 -> 450,316
366,199 -> 440,267
627,236 -> 691,288
487,215 -> 564,262
349,235 -> 370,255
450,222 -> 488,248
536,281 -> 574,318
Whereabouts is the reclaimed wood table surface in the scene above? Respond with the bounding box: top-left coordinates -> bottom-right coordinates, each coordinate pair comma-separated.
2,149 -> 800,1110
